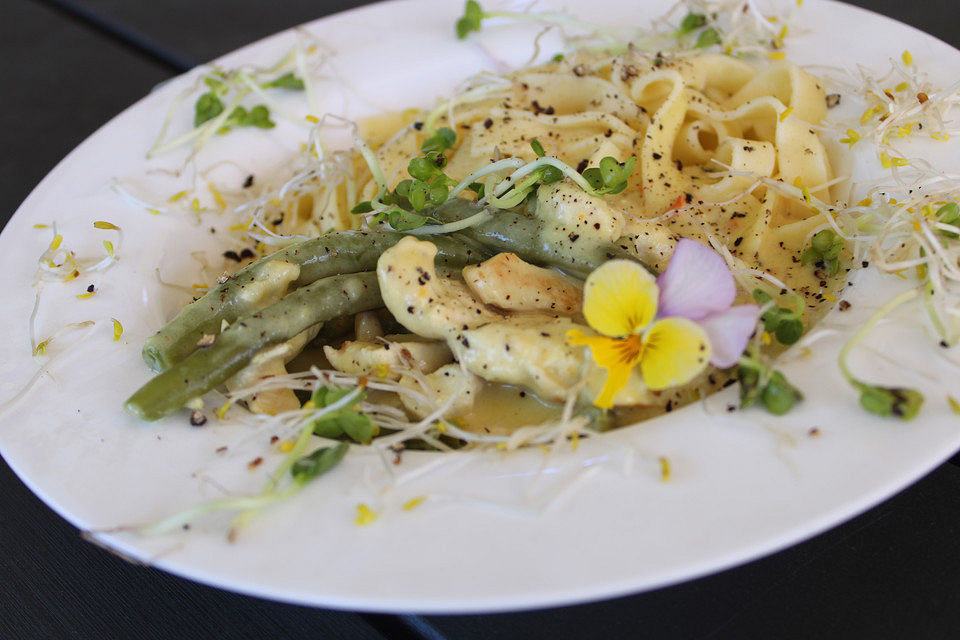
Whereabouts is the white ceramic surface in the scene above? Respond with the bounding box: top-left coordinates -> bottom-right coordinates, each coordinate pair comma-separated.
2,0 -> 960,614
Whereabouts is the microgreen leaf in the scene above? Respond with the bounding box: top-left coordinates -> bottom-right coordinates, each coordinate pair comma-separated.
760,371 -> 803,415
679,13 -> 707,35
738,362 -> 802,415
801,229 -> 844,276
408,181 -> 428,211
263,72 -> 305,90
374,209 -> 434,232
539,165 -> 563,184
350,201 -> 374,214
421,127 -> 457,153
456,0 -> 485,39
309,386 -> 377,443
855,383 -> 924,420
774,318 -> 804,345
194,92 -> 225,127
579,157 -> 636,195
290,442 -> 349,484
408,156 -> 439,181
551,53 -> 565,62
203,75 -> 230,96
531,138 -> 546,157
754,288 -> 805,345
695,27 -> 722,48
937,202 -> 960,238
218,105 -> 276,133
468,182 -> 485,198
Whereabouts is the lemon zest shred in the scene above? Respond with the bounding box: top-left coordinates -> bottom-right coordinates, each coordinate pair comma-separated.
168,190 -> 189,203
948,396 -> 960,415
279,441 -> 295,453
355,504 -> 378,526
93,221 -> 120,231
402,496 -> 426,511
822,293 -> 837,302
112,318 -> 123,341
216,401 -> 232,419
33,339 -> 50,357
658,456 -> 671,482
768,51 -> 786,61
902,50 -> 913,66
76,291 -> 95,299
208,183 -> 227,210
778,106 -> 794,122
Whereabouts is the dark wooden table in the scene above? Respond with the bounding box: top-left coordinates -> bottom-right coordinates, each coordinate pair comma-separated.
3,1 -> 960,637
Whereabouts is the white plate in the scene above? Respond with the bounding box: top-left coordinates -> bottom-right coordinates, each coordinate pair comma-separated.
2,0 -> 960,614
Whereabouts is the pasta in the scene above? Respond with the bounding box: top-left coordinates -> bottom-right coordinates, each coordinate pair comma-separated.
128,47 -> 847,437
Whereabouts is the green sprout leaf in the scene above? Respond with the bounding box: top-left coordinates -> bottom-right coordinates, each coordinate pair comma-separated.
194,92 -> 225,127
350,201 -> 374,214
421,127 -> 457,153
374,208 -> 434,232
837,288 -> 925,421
531,138 -> 546,157
754,288 -> 805,346
309,386 -> 377,443
551,53 -> 565,62
539,165 -> 563,184
203,75 -> 230,96
695,27 -> 722,48
679,13 -> 707,35
937,202 -> 960,238
290,442 -> 349,484
856,383 -> 924,420
801,229 -> 844,276
217,105 -> 276,133
581,156 -> 637,195
760,371 -> 803,415
263,72 -> 305,90
456,0 -> 485,39
738,362 -> 802,415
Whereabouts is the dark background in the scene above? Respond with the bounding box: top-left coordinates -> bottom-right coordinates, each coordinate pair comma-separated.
2,1 -> 960,638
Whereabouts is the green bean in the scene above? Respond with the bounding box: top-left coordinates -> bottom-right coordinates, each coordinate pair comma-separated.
126,272 -> 382,421
433,198 -> 652,279
143,230 -> 486,372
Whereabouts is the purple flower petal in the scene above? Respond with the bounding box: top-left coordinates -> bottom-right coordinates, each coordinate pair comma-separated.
657,238 -> 736,320
699,304 -> 761,368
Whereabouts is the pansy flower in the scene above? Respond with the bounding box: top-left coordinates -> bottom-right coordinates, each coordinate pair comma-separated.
567,238 -> 760,408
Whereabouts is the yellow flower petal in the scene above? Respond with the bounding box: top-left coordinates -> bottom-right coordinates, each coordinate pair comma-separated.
567,329 -> 644,408
583,260 -> 658,337
640,318 -> 711,390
